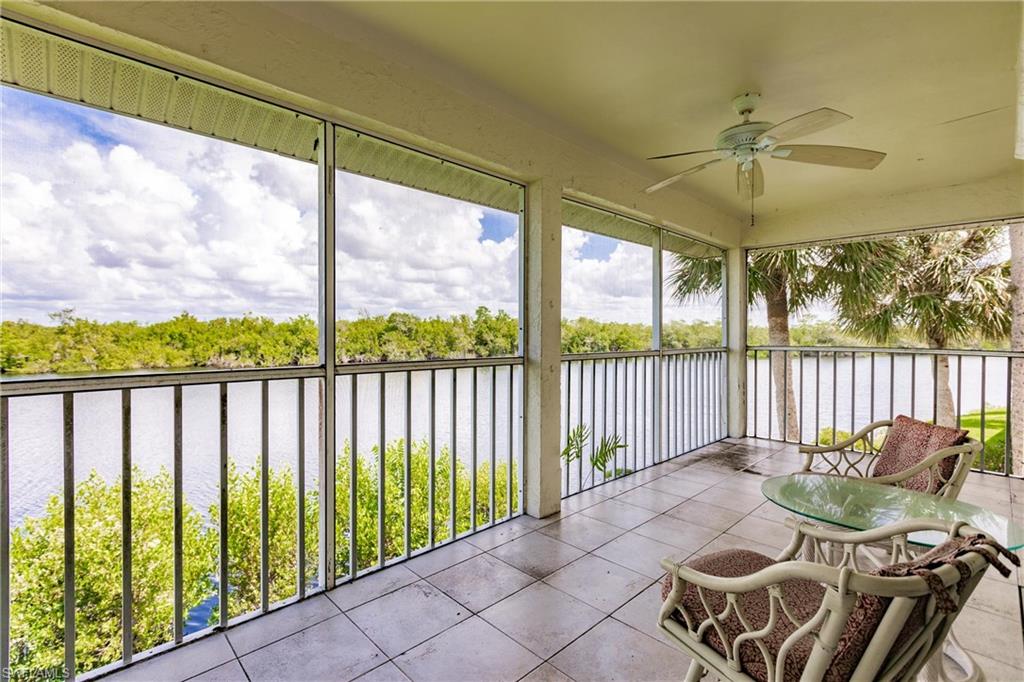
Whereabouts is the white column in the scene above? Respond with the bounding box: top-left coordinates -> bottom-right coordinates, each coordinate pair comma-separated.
524,178 -> 562,518
726,247 -> 747,438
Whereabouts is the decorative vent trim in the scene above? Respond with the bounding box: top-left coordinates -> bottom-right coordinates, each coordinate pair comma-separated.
0,20 -> 318,163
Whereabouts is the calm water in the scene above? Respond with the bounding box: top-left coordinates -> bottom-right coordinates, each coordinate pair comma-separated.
7,368 -> 521,525
747,354 -> 1012,442
7,354 -> 1011,524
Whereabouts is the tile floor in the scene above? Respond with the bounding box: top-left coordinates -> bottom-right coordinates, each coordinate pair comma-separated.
105,438 -> 1024,682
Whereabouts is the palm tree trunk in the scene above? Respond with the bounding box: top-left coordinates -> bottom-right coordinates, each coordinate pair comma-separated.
765,286 -> 799,441
1009,222 -> 1024,475
928,336 -> 956,427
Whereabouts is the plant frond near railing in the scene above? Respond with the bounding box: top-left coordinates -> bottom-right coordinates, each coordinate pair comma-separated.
560,424 -> 590,465
592,434 -> 628,479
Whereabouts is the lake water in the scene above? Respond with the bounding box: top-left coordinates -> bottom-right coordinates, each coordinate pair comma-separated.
747,354 -> 1013,442
6,353 -> 1013,525
7,367 -> 522,525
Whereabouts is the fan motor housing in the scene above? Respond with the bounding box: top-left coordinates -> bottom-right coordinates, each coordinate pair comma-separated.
715,121 -> 773,151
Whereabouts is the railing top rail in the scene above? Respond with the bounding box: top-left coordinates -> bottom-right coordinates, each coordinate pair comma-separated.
747,345 -> 1024,359
0,355 -> 524,397
661,347 -> 727,356
561,347 -> 725,361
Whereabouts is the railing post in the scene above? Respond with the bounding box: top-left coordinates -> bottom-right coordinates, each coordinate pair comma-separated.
318,121 -> 337,588
725,248 -> 747,438
652,230 -> 663,460
523,178 -> 562,518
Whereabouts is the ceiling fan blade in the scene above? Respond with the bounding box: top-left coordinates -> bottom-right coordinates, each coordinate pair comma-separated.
644,158 -> 723,193
755,107 -> 852,144
737,160 -> 764,200
772,144 -> 886,169
647,148 -> 727,161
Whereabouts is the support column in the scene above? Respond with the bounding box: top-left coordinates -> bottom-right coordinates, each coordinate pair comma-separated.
524,178 -> 562,518
726,248 -> 747,438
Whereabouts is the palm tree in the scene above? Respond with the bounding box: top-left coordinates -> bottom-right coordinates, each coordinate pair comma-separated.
669,250 -> 820,440
1008,222 -> 1023,474
820,228 -> 1012,427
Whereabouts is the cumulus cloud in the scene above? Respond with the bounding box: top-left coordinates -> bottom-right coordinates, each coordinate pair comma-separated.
1,88 -> 719,327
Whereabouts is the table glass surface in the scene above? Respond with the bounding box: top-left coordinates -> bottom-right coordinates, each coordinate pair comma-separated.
761,473 -> 1024,550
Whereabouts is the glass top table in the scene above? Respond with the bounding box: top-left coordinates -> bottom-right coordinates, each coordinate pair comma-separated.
761,473 -> 1024,550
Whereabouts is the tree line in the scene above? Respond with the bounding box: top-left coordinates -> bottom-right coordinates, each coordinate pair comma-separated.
1,307 -> 989,377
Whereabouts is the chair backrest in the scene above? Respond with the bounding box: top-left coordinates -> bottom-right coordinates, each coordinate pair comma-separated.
658,528 -> 1018,682
871,415 -> 970,495
836,535 -> 1009,681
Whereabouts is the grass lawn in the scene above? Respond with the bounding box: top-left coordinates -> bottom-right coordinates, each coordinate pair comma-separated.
958,408 -> 1008,472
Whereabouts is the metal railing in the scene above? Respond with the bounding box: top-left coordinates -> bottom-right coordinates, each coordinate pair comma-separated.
747,346 -> 1022,476
0,356 -> 523,678
559,348 -> 727,498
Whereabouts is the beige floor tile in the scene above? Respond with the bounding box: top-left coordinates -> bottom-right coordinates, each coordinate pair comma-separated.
347,582 -> 469,657
538,513 -> 625,552
727,515 -> 796,550
404,540 -> 482,577
427,553 -> 535,611
665,498 -> 746,531
592,475 -> 644,497
665,467 -> 732,487
489,531 -> 586,578
239,614 -> 386,682
480,581 -> 604,659
519,662 -> 575,682
550,618 -> 691,682
641,476 -> 710,498
612,583 -> 671,642
226,594 -> 339,655
613,486 -> 688,513
465,518 -> 536,550
581,498 -> 660,529
697,532 -> 784,559
953,607 -> 1024,669
188,660 -> 248,682
394,616 -> 541,682
751,500 -> 796,524
632,514 -> 720,553
106,634 -> 235,682
327,564 -> 419,611
352,662 -> 412,682
970,653 -> 1024,682
691,485 -> 763,513
560,489 -> 612,513
965,574 -> 1022,621
544,555 -> 652,613
593,531 -> 690,579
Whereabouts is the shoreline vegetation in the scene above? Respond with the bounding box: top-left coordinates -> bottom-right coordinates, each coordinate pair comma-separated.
10,436 -> 517,674
1,309 -> 1010,376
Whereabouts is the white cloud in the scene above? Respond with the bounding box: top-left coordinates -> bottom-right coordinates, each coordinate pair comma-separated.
1,88 -> 721,328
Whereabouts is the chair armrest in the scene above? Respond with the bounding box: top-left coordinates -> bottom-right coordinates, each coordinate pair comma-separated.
797,419 -> 891,477
798,420 -> 892,455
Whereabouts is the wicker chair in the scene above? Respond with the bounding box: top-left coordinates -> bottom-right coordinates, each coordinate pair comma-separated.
798,415 -> 981,500
658,519 -> 1018,682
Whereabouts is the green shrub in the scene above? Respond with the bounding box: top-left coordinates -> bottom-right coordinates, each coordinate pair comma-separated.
9,440 -> 517,675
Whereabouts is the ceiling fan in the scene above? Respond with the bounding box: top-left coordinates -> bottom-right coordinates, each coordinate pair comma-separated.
644,93 -> 886,200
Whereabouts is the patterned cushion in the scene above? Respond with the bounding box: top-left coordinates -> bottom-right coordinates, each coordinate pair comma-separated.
660,550 -> 828,682
660,537 -> 1006,682
870,415 -> 967,493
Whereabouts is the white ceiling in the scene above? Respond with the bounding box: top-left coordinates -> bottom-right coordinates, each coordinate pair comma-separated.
331,1 -> 1022,221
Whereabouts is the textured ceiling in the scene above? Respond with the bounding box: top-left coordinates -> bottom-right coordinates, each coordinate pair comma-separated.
330,1 -> 1021,220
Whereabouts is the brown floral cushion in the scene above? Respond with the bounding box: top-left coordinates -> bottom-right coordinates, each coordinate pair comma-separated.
870,415 -> 967,493
661,536 -> 1018,682
660,550 -> 828,682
